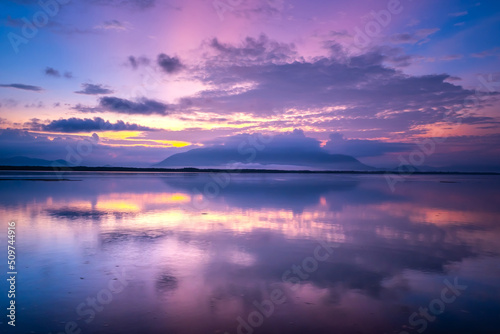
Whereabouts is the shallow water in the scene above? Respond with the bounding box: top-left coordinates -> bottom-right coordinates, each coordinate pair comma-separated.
0,172 -> 499,334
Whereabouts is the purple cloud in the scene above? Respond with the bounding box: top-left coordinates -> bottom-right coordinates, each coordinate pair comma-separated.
75,83 -> 114,95
157,54 -> 183,74
26,117 -> 156,133
98,97 -> 172,115
0,83 -> 42,91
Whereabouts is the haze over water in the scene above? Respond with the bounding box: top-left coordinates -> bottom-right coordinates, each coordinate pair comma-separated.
1,172 -> 500,334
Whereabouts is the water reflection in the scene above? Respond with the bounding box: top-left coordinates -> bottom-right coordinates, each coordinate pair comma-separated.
0,172 -> 499,334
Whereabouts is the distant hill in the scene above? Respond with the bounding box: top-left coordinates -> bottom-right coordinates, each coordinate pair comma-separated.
0,156 -> 68,167
154,146 -> 376,171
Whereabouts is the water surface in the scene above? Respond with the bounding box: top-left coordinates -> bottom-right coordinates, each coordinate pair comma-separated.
0,172 -> 499,334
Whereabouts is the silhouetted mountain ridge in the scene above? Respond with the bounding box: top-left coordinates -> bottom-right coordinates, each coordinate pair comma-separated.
154,145 -> 376,171
0,156 -> 68,167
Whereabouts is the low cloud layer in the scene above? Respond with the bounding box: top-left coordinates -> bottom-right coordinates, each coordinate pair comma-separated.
0,128 -> 181,167
0,83 -> 42,91
26,117 -> 156,133
76,97 -> 172,115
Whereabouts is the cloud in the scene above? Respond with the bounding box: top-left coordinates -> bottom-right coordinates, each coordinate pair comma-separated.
24,101 -> 45,108
407,19 -> 420,27
0,128 -> 182,167
449,11 -> 468,17
0,99 -> 18,109
127,55 -> 151,69
0,83 -> 42,92
324,133 -> 413,157
178,39 -> 476,138
51,26 -> 100,36
94,19 -> 128,31
45,67 -> 60,77
97,97 -> 171,115
26,117 -> 156,133
471,47 -> 500,58
324,132 -> 500,169
127,54 -> 183,73
390,28 -> 440,45
441,54 -> 463,61
368,46 -> 419,67
329,30 -> 350,38
157,54 -> 183,74
209,129 -> 320,150
44,67 -> 72,79
216,0 -> 286,20
155,35 -> 500,144
88,0 -> 156,10
75,83 -> 114,95
209,34 -> 296,65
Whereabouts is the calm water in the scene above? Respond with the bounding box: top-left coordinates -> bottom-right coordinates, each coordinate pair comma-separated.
0,172 -> 499,334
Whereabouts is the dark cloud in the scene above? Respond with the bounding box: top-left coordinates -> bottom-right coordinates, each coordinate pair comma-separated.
72,104 -> 99,113
0,83 -> 42,91
44,67 -> 72,79
88,0 -> 156,10
26,117 -> 156,133
127,55 -> 151,69
209,34 -> 296,65
74,97 -> 173,115
459,115 -> 500,125
98,97 -> 171,115
127,54 -> 183,73
157,54 -> 183,74
45,67 -> 60,77
75,83 -> 114,95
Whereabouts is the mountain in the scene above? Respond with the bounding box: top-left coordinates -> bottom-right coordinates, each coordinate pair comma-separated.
154,146 -> 375,171
0,156 -> 68,167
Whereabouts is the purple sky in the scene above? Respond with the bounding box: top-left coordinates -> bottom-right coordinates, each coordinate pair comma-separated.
0,0 -> 499,168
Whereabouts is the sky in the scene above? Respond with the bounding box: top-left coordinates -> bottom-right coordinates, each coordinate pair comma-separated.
0,0 -> 499,168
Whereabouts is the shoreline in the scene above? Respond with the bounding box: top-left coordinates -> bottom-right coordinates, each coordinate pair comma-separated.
0,166 -> 499,175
